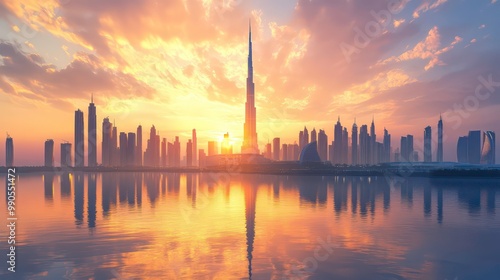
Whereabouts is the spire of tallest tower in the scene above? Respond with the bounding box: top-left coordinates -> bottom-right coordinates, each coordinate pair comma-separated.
248,19 -> 253,82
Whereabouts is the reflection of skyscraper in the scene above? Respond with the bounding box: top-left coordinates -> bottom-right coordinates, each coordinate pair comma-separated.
424,185 -> 431,217
61,143 -> 72,167
244,180 -> 257,280
437,115 -> 443,162
75,109 -> 84,167
60,172 -> 71,199
44,139 -> 54,167
44,174 -> 54,201
468,130 -> 481,164
424,126 -> 432,162
481,131 -> 495,164
88,95 -> 97,167
242,22 -> 259,154
88,173 -> 96,228
457,136 -> 468,163
74,173 -> 84,225
6,135 -> 14,167
352,120 -> 358,165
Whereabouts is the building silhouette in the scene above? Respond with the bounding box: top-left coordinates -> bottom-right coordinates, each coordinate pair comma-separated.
342,127 -> 348,164
318,129 -> 328,162
273,138 -> 280,161
111,124 -> 119,166
311,128 -> 317,144
281,144 -> 288,161
468,130 -> 481,164
359,125 -> 369,165
299,142 -> 321,164
383,128 -> 391,162
265,142 -> 272,159
400,135 -> 414,162
352,120 -> 358,165
481,131 -> 495,164
136,125 -> 143,166
370,118 -> 376,164
333,117 -> 343,164
6,135 -> 14,167
457,136 -> 468,163
60,143 -> 72,167
242,22 -> 259,154
74,109 -> 84,167
192,129 -> 197,166
88,94 -> 97,167
119,132 -> 127,166
437,115 -> 443,162
208,141 -> 218,156
424,126 -> 432,162
127,132 -> 136,166
44,139 -> 54,167
161,138 -> 167,167
102,118 -> 112,166
187,139 -> 193,166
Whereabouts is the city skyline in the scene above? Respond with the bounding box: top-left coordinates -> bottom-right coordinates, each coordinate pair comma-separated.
1,0 -> 500,165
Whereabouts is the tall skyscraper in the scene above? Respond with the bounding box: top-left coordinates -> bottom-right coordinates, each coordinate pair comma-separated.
333,118 -> 343,164
6,135 -> 14,167
370,117 -> 376,164
318,129 -> 328,162
74,109 -> 84,167
457,136 -> 468,163
60,143 -> 72,167
192,129 -> 197,166
44,139 -> 54,167
265,142 -> 272,159
174,136 -> 181,167
299,131 -> 304,152
111,124 -> 118,166
407,135 -> 414,162
352,120 -> 358,165
242,22 -> 259,154
342,127 -> 348,164
359,125 -> 369,165
468,130 -> 481,164
481,131 -> 495,165
437,115 -> 443,162
281,144 -> 288,161
88,94 -> 97,167
187,139 -> 193,166
102,118 -> 112,166
401,136 -> 408,162
145,125 -> 159,166
119,132 -> 127,166
383,128 -> 391,163
424,126 -> 432,162
136,125 -> 143,166
127,132 -> 136,166
273,138 -> 280,161
161,138 -> 167,167
303,127 -> 309,146
311,128 -> 317,144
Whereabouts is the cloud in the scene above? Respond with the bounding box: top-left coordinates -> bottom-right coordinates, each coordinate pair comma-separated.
413,0 -> 448,18
380,27 -> 462,70
0,41 -> 154,105
393,19 -> 405,28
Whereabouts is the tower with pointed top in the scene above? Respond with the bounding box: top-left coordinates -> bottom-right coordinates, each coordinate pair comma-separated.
242,21 -> 259,154
437,114 -> 443,162
352,119 -> 358,165
88,94 -> 97,166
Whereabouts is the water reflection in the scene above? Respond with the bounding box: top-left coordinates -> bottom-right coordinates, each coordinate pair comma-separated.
1,173 -> 499,279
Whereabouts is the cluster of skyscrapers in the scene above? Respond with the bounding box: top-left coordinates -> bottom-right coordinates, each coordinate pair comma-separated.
457,130 -> 496,165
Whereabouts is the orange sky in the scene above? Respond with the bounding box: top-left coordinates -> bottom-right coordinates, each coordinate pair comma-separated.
1,0 -> 500,165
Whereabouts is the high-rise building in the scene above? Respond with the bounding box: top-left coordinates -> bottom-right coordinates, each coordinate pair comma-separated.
299,131 -> 304,152
370,117 -> 376,164
74,109 -> 84,167
437,115 -> 443,162
352,120 -> 358,165
457,136 -> 468,163
242,22 -> 259,154
318,129 -> 328,162
383,128 -> 391,163
282,144 -> 288,161
111,125 -> 118,166
468,130 -> 481,164
6,135 -> 14,167
44,139 -> 54,167
192,129 -> 197,166
273,138 -> 280,161
222,133 -> 233,155
481,131 -> 495,164
119,132 -> 127,166
127,132 -> 136,166
359,125 -> 369,165
311,128 -> 317,144
401,136 -> 408,162
136,125 -> 143,166
199,149 -> 206,167
342,127 -> 348,164
144,125 -> 159,166
265,142 -> 272,159
208,141 -> 218,156
187,139 -> 193,166
174,136 -> 181,167
424,126 -> 432,162
88,94 -> 97,167
333,117 -> 343,165
292,143 -> 300,161
304,127 -> 309,146
102,118 -> 112,166
60,143 -> 72,167
407,135 -> 414,162
161,138 -> 167,167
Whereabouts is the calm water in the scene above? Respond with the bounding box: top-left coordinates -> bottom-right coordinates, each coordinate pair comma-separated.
1,172 -> 500,280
